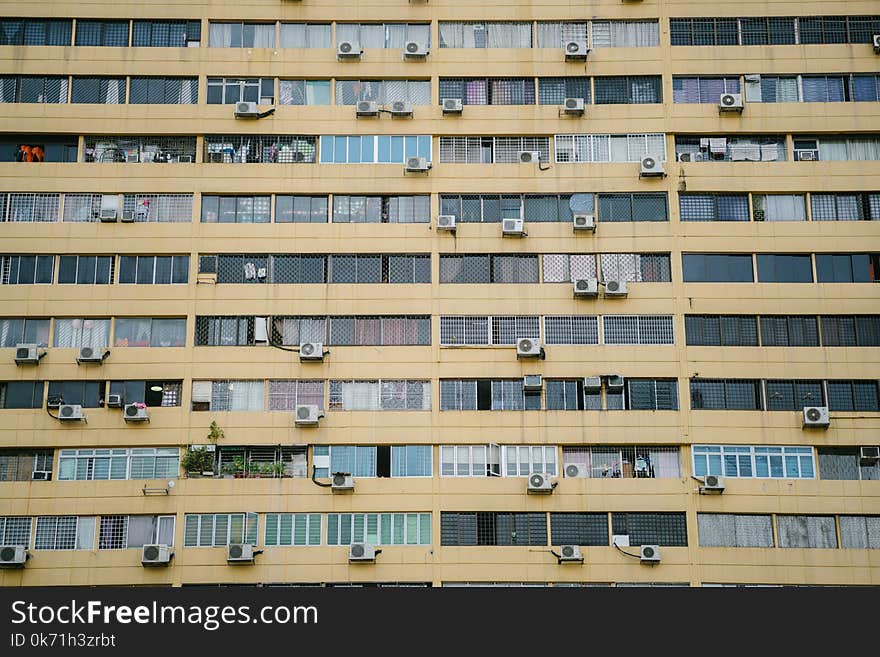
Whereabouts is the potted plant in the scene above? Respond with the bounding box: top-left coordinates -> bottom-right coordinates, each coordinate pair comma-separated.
271,461 -> 286,478
207,420 -> 224,445
182,446 -> 214,478
229,455 -> 246,478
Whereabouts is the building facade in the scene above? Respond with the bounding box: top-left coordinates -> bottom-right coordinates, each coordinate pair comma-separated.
1,1 -> 879,587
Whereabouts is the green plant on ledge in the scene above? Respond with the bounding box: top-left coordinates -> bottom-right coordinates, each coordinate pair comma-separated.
181,446 -> 214,476
207,420 -> 225,445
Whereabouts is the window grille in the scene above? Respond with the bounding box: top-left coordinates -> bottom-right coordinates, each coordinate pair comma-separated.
0,193 -> 59,222
550,513 -> 609,546
562,446 -> 680,478
267,380 -> 325,411
765,380 -> 825,410
697,514 -> 774,547
602,315 -> 674,345
690,379 -> 762,410
818,448 -> 880,481
441,512 -> 546,546
129,77 -> 197,104
438,137 -> 551,163
554,133 -> 665,163
204,134 -> 316,163
537,77 -> 591,105
0,76 -> 68,103
75,20 -> 129,47
600,253 -> 671,282
439,254 -> 539,283
674,135 -> 787,163
543,316 -> 599,345
132,19 -> 200,47
542,254 -> 598,282
0,449 -> 53,481
594,76 -> 662,104
0,516 -> 32,544
776,515 -> 837,548
439,78 -> 535,105
684,315 -> 759,346
535,22 -> 589,48
34,516 -> 95,550
336,80 -> 431,105
839,516 -> 880,548
71,77 -> 126,104
679,194 -> 750,222
195,316 -> 255,346
611,513 -> 687,546
820,315 -> 880,347
0,19 -> 72,46
121,194 -> 192,222
84,135 -> 196,163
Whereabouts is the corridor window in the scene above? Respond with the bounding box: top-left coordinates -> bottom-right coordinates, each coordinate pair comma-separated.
320,135 -> 431,164
57,255 -> 114,284
208,22 -> 275,48
117,255 -> 189,284
598,193 -> 667,222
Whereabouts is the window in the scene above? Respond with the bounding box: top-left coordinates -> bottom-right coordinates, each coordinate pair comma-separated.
622,379 -> 679,410
117,255 -> 189,284
0,517 -> 32,544
543,316 -> 599,345
0,19 -> 72,46
610,513 -> 687,546
74,20 -> 129,47
216,446 -> 308,478
502,446 -> 557,476
129,77 -> 197,104
537,78 -> 590,105
208,22 -> 275,48
602,316 -> 674,345
851,75 -> 880,102
776,515 -> 837,548
336,80 -> 431,105
132,19 -> 200,47
0,450 -> 53,481
121,194 -> 192,223
440,512 -> 547,546
541,255 -> 598,283
550,513 -> 609,546
674,135 -> 787,162
114,318 -> 186,347
183,513 -> 258,546
0,255 -> 54,284
331,195 -> 430,224
685,315 -> 758,346
269,317 -> 327,345
279,80 -> 331,106
439,445 -> 502,477
70,77 -> 126,104
329,254 -> 430,283
98,515 -> 175,549
816,254 -> 880,282
438,78 -> 535,105
327,513 -> 431,545
108,381 -> 182,407
599,253 -> 672,282
814,135 -> 880,161
328,381 -> 430,411
439,316 -> 540,346
594,76 -> 662,104
598,193 -> 667,222
755,76 -> 800,103
760,316 -> 819,346
391,446 -> 432,477
205,134 -> 315,164
817,448 -> 880,481
193,381 -> 264,412
275,196 -> 329,223
826,380 -> 880,411
264,514 -> 322,546
438,137 -> 551,164
820,316 -> 880,346
319,135 -> 431,164
682,254 -> 754,282
0,76 -> 68,103
0,317 -> 49,347
327,316 -> 430,346
690,379 -> 762,410
34,516 -> 95,550
839,516 -> 880,548
438,380 -> 542,411
0,193 -> 60,222
438,22 -> 531,48
764,380 -> 825,410
0,381 -> 43,409
439,254 -> 539,283
810,193 -> 875,221
679,194 -> 750,222
439,194 -> 576,223
57,255 -> 114,284
562,446 -> 681,478
206,78 -> 274,105
46,381 -> 103,408
279,23 -> 331,48
0,135 -> 78,163
545,380 -> 586,411
756,254 -> 813,283
535,22 -> 588,48
200,196 -> 271,223
697,514 -> 774,547
591,20 -> 659,48
195,316 -> 255,346
670,16 -> 880,46
753,194 -> 806,222
554,133 -> 666,163
692,445 -> 815,479
336,23 -> 431,48
672,76 -> 741,103
53,318 -> 110,349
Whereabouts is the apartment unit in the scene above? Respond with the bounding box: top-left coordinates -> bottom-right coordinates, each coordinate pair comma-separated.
0,1 -> 879,588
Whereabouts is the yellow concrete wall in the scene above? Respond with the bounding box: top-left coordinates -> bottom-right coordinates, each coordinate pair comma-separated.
1,0 -> 880,587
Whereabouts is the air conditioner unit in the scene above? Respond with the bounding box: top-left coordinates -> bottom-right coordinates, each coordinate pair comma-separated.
403,41 -> 429,59
604,279 -> 628,297
299,342 -> 324,361
639,155 -> 666,178
121,209 -> 135,222
527,472 -> 556,494
57,404 -> 85,422
502,218 -> 526,236
700,475 -> 725,493
562,97 -> 585,116
233,101 -> 260,118
573,214 -> 595,232
859,446 -> 880,463
564,463 -> 584,478
523,374 -> 543,391
677,152 -> 703,163
14,343 -> 44,365
32,470 -> 51,481
349,543 -> 377,562
605,375 -> 625,389
718,93 -> 744,113
405,157 -> 431,172
437,215 -> 457,232
640,544 -> 661,564
106,394 -> 124,409
390,101 -> 413,117
98,209 -> 118,222
441,98 -> 463,114
573,278 -> 599,297
795,149 -> 818,161
141,544 -> 172,566
356,100 -> 379,117
583,376 -> 602,391
123,404 -> 149,423
516,337 -> 542,359
331,472 -> 355,492
802,406 -> 830,428
0,545 -> 27,568
558,545 -> 583,563
76,346 -> 108,365
294,404 -> 322,426
337,41 -> 363,59
518,151 -> 540,164
564,40 -> 590,61
873,34 -> 880,53
227,543 -> 254,563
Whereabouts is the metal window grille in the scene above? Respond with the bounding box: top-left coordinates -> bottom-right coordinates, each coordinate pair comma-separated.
563,446 -> 680,479
121,194 -> 192,222
535,21 -> 589,48
61,194 -> 102,222
776,515 -> 838,548
271,317 -> 328,345
810,193 -> 866,221
331,195 -> 430,224
550,513 -> 609,546
440,512 -> 546,546
438,78 -> 535,105
74,20 -> 129,46
541,254 -> 598,282
611,512 -> 687,546
0,76 -> 68,103
697,514 -> 775,547
439,380 -> 478,411
70,77 -> 126,104
440,316 -> 489,345
438,136 -> 551,163
98,515 -> 128,549
0,517 -> 32,544
268,380 -> 325,411
195,316 -> 255,346
335,80 -> 431,105
84,136 -> 196,163
827,380 -> 880,412
594,76 -> 662,104
0,450 -> 52,481
491,316 -> 540,344
679,194 -> 750,222
598,193 -> 668,222
129,77 -> 198,104
1,193 -> 60,222
765,380 -> 825,410
603,315 -> 674,345
690,379 -> 762,410
327,316 -> 430,346
537,77 -> 591,105
34,516 -> 83,550
0,19 -> 72,46
554,133 -> 666,163
685,315 -> 760,346
759,316 -> 820,346
132,19 -> 199,47
204,134 -> 316,163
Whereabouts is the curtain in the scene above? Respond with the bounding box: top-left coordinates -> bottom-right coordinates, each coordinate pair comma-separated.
486,22 -> 531,48
777,515 -> 837,548
649,450 -> 680,478
54,318 -> 110,348
127,516 -> 156,548
209,23 -> 233,47
764,194 -> 806,221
